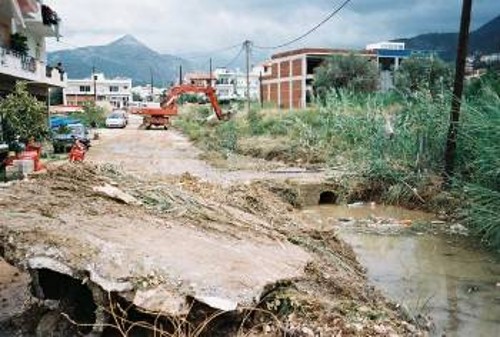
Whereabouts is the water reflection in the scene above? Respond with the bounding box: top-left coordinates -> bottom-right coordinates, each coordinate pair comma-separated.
300,205 -> 500,337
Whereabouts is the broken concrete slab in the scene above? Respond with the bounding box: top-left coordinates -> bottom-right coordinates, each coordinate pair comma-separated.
0,258 -> 31,322
0,179 -> 311,318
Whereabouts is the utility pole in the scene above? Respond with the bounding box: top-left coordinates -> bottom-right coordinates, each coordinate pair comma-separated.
149,67 -> 154,101
259,71 -> 264,108
443,0 -> 473,186
179,65 -> 183,86
244,40 -> 252,113
92,65 -> 97,103
209,57 -> 213,87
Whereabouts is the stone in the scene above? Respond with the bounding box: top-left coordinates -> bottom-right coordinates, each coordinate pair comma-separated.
93,184 -> 141,205
301,326 -> 314,336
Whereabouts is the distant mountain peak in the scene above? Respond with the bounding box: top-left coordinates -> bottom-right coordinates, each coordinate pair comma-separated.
48,34 -> 191,85
111,34 -> 145,47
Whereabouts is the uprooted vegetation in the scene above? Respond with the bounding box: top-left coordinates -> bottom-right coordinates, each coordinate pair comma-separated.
0,164 -> 424,336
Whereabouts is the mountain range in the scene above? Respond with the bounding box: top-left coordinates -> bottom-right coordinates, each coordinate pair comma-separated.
394,14 -> 500,60
49,15 -> 500,86
48,35 -> 190,86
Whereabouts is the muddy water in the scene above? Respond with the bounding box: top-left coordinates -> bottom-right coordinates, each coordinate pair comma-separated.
300,205 -> 500,337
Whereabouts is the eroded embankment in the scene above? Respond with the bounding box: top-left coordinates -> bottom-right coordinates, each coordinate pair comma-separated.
0,164 -> 422,336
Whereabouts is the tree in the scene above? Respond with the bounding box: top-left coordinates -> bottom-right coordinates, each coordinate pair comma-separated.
79,102 -> 106,127
395,55 -> 453,97
0,82 -> 49,144
314,54 -> 379,97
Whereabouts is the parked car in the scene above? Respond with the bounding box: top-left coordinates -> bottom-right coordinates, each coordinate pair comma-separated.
105,110 -> 128,128
52,123 -> 90,153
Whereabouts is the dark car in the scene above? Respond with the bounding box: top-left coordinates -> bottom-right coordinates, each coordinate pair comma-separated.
52,123 -> 90,153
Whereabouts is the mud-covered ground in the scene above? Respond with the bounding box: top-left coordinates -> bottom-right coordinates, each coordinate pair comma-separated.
88,115 -> 326,184
0,119 -> 425,336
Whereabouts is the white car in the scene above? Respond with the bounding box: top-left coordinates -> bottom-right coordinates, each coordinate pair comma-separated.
105,111 -> 127,128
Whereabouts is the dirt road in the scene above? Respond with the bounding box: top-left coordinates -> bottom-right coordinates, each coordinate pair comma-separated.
88,114 -> 325,184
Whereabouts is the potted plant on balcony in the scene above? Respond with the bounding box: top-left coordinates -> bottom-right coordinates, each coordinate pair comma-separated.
10,33 -> 28,56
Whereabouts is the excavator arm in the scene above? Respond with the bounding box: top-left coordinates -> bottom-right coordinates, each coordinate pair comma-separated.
139,84 -> 226,129
161,85 -> 224,120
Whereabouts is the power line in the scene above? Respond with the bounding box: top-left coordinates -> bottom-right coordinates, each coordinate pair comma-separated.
254,0 -> 352,50
220,43 -> 245,68
176,43 -> 242,60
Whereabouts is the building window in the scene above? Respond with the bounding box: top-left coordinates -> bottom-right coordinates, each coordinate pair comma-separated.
79,85 -> 91,92
110,86 -> 119,92
123,86 -> 128,90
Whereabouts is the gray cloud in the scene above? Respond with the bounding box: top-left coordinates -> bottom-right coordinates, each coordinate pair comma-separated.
45,0 -> 500,59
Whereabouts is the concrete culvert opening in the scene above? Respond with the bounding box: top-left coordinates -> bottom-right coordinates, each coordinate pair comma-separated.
318,191 -> 337,205
33,269 -> 97,336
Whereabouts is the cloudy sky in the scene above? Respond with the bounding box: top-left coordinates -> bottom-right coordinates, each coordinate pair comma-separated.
45,0 -> 500,58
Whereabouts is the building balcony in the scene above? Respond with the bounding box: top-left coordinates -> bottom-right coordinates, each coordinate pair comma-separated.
0,47 -> 66,87
23,4 -> 60,38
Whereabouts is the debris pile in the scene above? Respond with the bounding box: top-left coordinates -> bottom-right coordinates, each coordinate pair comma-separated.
0,164 -> 424,336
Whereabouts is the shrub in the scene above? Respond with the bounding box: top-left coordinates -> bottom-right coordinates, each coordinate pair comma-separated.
314,54 -> 379,97
395,56 -> 453,98
0,82 -> 49,144
68,102 -> 106,127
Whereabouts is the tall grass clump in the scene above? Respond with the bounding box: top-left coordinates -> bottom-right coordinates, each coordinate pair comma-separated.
456,87 -> 500,248
318,89 -> 450,204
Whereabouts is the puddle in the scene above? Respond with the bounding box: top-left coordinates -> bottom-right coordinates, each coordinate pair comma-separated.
300,205 -> 500,337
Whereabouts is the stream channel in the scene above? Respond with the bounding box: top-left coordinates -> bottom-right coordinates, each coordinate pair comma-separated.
299,204 -> 500,337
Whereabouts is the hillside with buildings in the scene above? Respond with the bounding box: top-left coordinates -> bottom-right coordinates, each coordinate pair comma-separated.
48,35 -> 190,85
395,14 -> 500,60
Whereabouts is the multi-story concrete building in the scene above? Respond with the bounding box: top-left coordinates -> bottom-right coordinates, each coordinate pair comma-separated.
365,41 -> 411,71
213,67 -> 261,101
0,0 -> 65,99
64,73 -> 132,108
131,84 -> 165,102
261,48 -> 375,109
182,68 -> 262,102
184,72 -> 212,88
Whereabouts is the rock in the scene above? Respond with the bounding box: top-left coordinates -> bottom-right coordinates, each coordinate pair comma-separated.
373,324 -> 387,334
400,219 -> 412,226
263,324 -> 272,334
450,223 -> 469,236
301,326 -> 314,336
431,220 -> 446,225
93,184 -> 141,205
348,202 -> 365,208
402,322 -> 416,333
358,305 -> 371,313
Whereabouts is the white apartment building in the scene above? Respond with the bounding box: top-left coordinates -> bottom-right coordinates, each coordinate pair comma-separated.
0,0 -> 65,98
213,66 -> 262,101
64,73 -> 132,109
131,84 -> 164,102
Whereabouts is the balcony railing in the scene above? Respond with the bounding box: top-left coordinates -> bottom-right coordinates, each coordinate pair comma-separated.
0,47 -> 66,87
0,48 -> 37,73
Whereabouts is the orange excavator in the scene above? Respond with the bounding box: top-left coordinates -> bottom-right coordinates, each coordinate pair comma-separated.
139,84 -> 226,129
